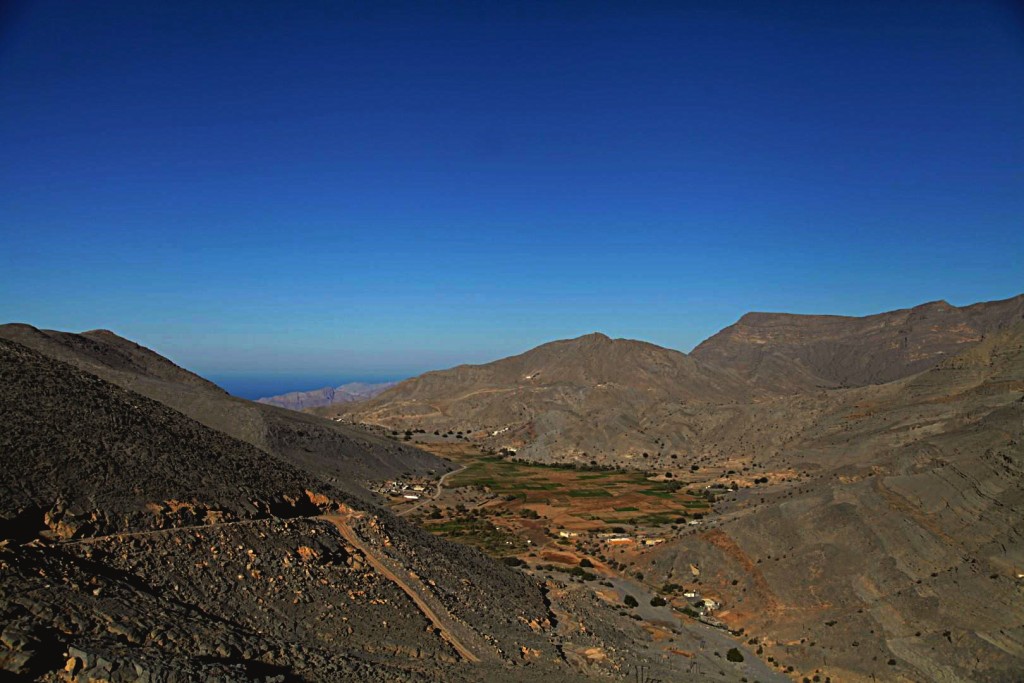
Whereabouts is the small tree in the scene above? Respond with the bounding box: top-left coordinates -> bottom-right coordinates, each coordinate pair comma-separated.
624,594 -> 639,608
726,648 -> 744,663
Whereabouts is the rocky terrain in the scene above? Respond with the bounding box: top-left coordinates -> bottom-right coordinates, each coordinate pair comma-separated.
0,339 -> 576,680
339,296 -> 1024,465
691,294 -> 1024,392
0,335 -> 758,682
0,325 -> 440,496
337,294 -> 1024,681
638,323 -> 1024,682
339,331 -> 758,462
257,382 -> 398,411
3,294 -> 1022,682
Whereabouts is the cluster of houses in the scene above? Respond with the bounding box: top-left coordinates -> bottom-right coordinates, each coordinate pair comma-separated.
375,479 -> 428,501
584,530 -> 668,548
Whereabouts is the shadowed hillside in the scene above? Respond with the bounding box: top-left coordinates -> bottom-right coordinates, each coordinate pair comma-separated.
0,324 -> 445,494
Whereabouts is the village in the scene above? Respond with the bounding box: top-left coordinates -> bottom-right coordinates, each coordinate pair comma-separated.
369,439 -> 743,641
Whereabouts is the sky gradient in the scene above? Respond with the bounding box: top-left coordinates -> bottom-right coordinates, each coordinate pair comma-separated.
2,1 -> 1022,395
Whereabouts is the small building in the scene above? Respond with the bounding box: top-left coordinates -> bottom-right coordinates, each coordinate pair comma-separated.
403,494 -> 420,500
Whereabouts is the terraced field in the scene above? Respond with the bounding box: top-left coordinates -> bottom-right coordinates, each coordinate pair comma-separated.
441,453 -> 708,527
390,444 -> 714,563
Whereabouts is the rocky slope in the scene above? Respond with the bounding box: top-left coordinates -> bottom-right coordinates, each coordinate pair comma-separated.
258,381 -> 398,411
0,338 -> 638,682
637,324 -> 1024,682
341,332 -> 756,462
342,296 -> 1023,467
0,324 -> 441,493
332,295 -> 1024,681
691,294 -> 1024,392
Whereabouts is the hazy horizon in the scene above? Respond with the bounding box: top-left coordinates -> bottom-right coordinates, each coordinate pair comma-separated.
3,2 -> 1022,378
210,374 -> 405,401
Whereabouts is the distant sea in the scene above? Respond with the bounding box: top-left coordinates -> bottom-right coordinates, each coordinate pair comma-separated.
207,375 -> 403,401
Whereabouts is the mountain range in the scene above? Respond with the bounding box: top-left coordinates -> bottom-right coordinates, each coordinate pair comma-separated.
339,294 -> 1024,463
257,381 -> 398,411
2,293 -> 1022,681
330,294 -> 1024,681
0,327 -> 647,681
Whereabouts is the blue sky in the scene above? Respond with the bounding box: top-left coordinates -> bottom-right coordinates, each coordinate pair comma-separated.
2,1 -> 1022,394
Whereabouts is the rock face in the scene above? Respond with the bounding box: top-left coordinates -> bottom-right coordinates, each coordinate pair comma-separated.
257,381 -> 398,411
343,295 -> 1024,464
3,293 -> 1022,682
691,294 -> 1024,392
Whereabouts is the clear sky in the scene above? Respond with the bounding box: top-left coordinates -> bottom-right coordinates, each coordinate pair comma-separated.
2,1 -> 1022,393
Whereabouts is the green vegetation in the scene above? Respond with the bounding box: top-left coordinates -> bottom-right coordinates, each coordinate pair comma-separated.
566,488 -> 612,498
623,594 -> 639,608
425,517 -> 526,557
726,648 -> 744,662
569,566 -> 597,581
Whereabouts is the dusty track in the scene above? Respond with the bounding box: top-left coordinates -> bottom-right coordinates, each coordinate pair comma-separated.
60,511 -> 488,664
322,512 -> 486,664
57,517 -> 271,545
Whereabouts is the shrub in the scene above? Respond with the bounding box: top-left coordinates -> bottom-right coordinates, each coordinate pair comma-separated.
623,594 -> 639,608
650,596 -> 667,607
726,648 -> 744,663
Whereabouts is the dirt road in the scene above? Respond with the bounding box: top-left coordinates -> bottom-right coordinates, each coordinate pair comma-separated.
397,464 -> 466,517
322,512 -> 487,664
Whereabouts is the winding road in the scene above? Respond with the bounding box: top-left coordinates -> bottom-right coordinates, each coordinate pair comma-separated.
397,464 -> 466,517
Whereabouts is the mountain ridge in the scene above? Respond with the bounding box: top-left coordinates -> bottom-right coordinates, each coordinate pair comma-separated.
257,381 -> 398,411
0,323 -> 447,491
692,293 -> 1024,391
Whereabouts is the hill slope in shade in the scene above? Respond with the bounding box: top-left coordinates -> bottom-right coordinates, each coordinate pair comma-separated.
257,381 -> 398,411
691,293 -> 1024,392
0,324 -> 443,492
0,338 -> 337,539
